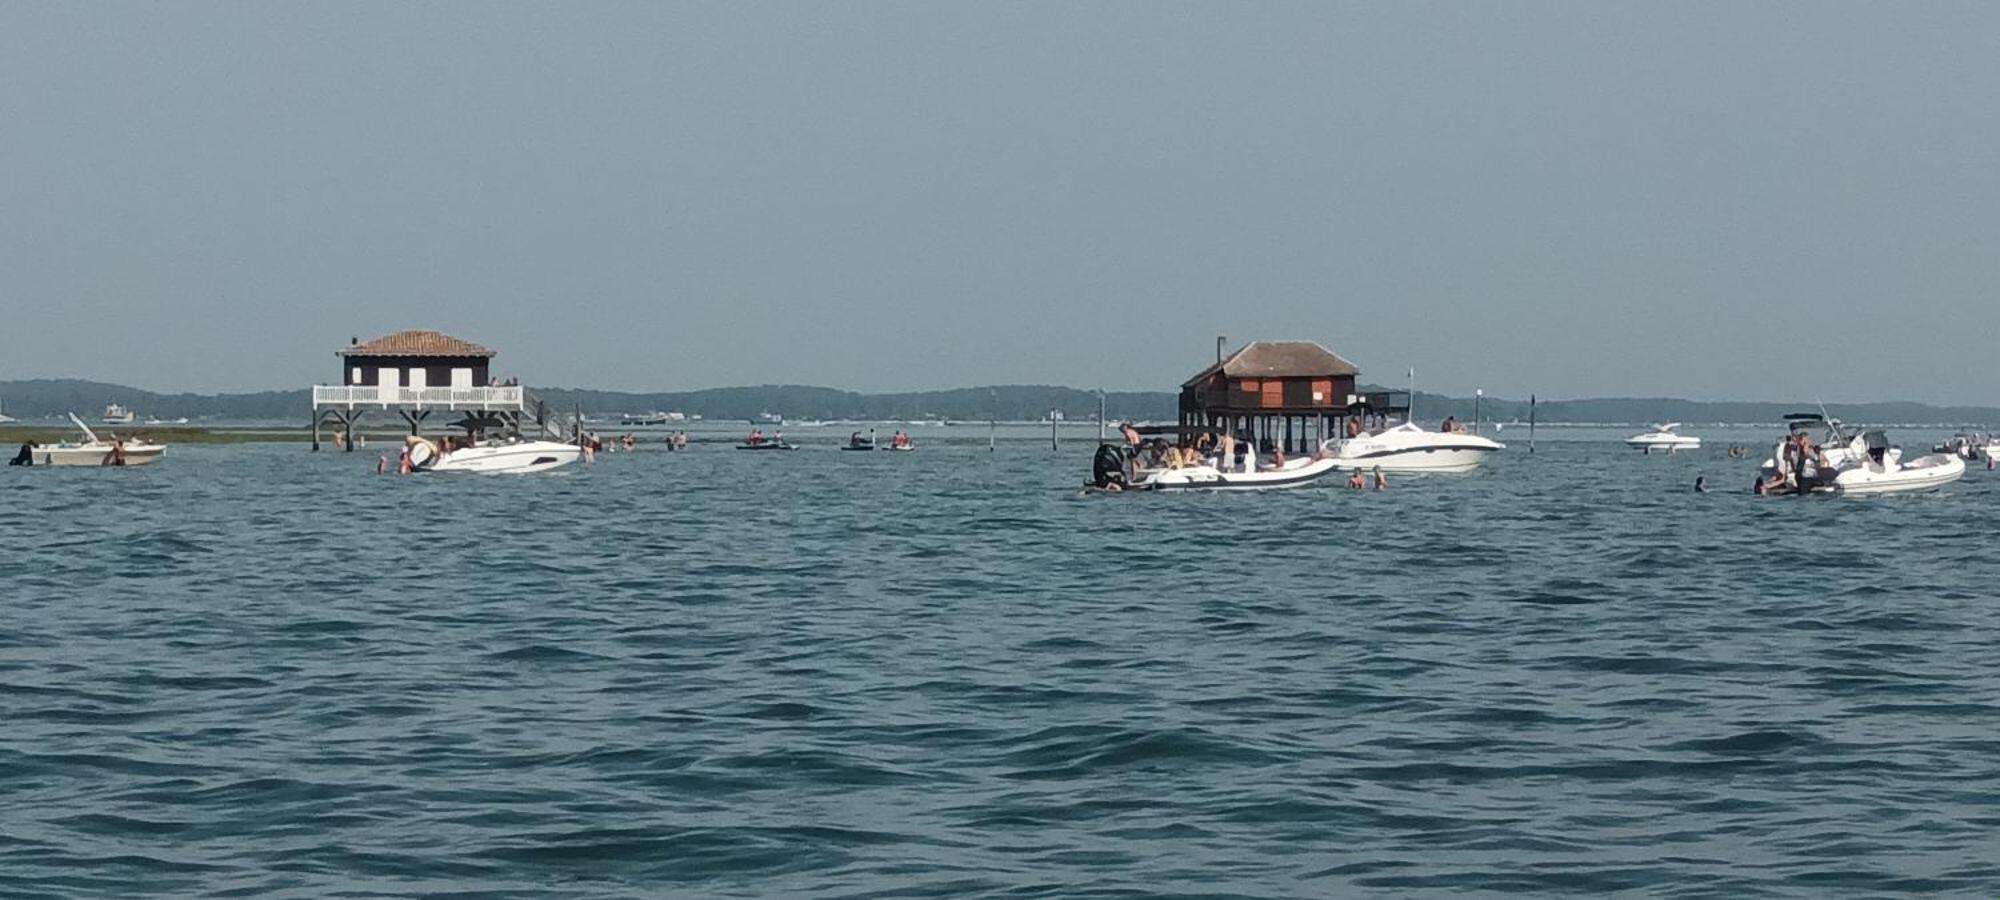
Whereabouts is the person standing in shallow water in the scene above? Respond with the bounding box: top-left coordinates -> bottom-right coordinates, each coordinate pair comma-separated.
1348,469 -> 1365,490
1373,466 -> 1387,491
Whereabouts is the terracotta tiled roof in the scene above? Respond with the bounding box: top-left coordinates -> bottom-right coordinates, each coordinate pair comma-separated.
1182,341 -> 1359,386
339,330 -> 495,358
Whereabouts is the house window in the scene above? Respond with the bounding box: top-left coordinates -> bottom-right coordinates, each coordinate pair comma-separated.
350,367 -> 362,384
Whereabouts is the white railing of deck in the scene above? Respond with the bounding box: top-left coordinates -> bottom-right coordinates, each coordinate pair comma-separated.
312,385 -> 526,410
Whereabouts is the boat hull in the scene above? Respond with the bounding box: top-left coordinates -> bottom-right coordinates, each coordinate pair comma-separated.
1831,454 -> 1965,495
1142,457 -> 1340,491
424,441 -> 580,474
35,445 -> 165,466
1626,438 -> 1701,451
1329,446 -> 1496,474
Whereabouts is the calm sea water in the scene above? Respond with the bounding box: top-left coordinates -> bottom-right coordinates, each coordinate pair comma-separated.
5,428 -> 2000,897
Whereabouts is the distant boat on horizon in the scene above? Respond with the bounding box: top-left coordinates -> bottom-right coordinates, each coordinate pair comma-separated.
101,403 -> 135,425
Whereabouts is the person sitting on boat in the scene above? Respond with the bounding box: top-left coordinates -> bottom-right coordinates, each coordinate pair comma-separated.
9,441 -> 34,466
850,431 -> 866,447
749,429 -> 764,446
1120,422 -> 1141,450
1174,442 -> 1200,469
1759,435 -> 1794,494
1269,444 -> 1286,469
1346,417 -> 1364,439
1440,415 -> 1457,434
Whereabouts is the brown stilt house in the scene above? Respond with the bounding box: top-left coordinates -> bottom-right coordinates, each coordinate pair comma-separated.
308,330 -> 573,450
1178,340 -> 1408,454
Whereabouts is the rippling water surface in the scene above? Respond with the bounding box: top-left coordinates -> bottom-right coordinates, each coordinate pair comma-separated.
5,430 -> 2000,897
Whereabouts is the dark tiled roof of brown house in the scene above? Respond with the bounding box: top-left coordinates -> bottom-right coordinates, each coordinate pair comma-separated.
1182,341 -> 1359,387
339,330 -> 496,358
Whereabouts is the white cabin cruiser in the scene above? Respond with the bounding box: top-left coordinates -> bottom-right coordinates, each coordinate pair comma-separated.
101,404 -> 135,425
407,436 -> 580,474
1626,423 -> 1701,452
22,414 -> 166,466
1320,422 -> 1503,474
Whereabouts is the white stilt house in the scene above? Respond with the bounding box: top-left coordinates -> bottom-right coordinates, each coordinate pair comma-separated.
309,330 -> 570,450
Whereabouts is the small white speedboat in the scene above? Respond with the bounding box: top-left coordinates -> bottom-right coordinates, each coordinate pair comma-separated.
1933,432 -> 1994,463
23,414 -> 166,466
1831,448 -> 1964,494
1760,425 -> 1963,495
1626,423 -> 1702,452
408,436 -> 580,474
1320,422 -> 1503,473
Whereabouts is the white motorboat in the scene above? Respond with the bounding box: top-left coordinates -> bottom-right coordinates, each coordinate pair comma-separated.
1141,456 -> 1341,491
1933,432 -> 1994,463
1320,422 -> 1503,474
0,398 -> 15,424
1830,443 -> 1964,494
1759,422 -> 1963,495
101,403 -> 135,425
1625,423 -> 1702,452
1085,442 -> 1339,492
21,414 -> 166,466
407,436 -> 580,474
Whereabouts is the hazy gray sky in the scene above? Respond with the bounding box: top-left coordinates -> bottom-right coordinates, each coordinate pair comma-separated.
3,3 -> 1996,402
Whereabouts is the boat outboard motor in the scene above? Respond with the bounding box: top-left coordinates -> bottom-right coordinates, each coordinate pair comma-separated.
9,442 -> 32,466
1091,444 -> 1127,488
